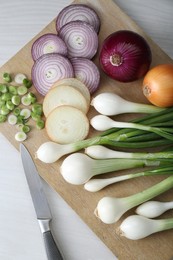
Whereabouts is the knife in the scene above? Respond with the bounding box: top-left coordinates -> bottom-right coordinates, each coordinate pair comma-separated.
20,143 -> 64,260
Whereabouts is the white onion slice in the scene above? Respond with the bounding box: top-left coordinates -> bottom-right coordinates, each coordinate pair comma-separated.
59,21 -> 98,59
56,4 -> 100,33
31,33 -> 68,61
71,57 -> 100,94
31,53 -> 74,96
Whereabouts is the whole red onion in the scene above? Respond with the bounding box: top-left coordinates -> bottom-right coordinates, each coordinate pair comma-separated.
99,30 -> 152,82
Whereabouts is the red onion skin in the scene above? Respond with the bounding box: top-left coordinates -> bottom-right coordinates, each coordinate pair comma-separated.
99,30 -> 152,82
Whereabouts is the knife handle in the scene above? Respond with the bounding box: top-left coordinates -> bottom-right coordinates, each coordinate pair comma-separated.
43,230 -> 64,260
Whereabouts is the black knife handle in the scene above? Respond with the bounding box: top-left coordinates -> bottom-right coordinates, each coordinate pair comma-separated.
43,230 -> 64,260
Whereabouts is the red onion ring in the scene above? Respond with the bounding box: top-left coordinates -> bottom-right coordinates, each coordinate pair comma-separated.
99,30 -> 152,82
59,21 -> 98,59
31,33 -> 68,61
56,4 -> 100,33
31,53 -> 74,96
71,57 -> 100,94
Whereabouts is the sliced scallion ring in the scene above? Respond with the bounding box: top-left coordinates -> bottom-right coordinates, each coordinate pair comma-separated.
14,73 -> 27,84
15,131 -> 27,142
21,95 -> 31,106
8,114 -> 17,125
20,108 -> 31,119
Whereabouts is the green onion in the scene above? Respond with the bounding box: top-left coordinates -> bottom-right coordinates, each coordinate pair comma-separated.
95,175 -> 173,224
27,92 -> 37,103
20,108 -> 31,119
8,114 -> 17,125
0,84 -> 8,93
21,124 -> 31,133
91,115 -> 173,141
13,107 -> 21,116
0,104 -> 10,115
0,114 -> 7,123
21,95 -> 31,106
84,166 -> 173,192
60,153 -> 169,185
17,86 -> 28,96
1,92 -> 12,101
36,119 -> 45,129
23,78 -> 32,88
3,72 -> 12,83
32,103 -> 43,115
11,95 -> 21,106
15,131 -> 27,142
6,100 -> 15,111
119,215 -> 173,240
8,85 -> 18,95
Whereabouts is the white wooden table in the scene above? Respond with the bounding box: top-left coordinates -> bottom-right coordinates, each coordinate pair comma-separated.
0,1 -> 173,259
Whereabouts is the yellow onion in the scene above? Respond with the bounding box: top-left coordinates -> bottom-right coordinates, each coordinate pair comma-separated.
143,64 -> 173,107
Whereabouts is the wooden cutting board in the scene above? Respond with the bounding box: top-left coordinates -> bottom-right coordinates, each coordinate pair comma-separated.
0,0 -> 173,259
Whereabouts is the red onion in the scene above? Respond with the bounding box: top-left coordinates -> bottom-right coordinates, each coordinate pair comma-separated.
71,57 -> 100,94
99,30 -> 152,82
31,33 -> 68,61
31,53 -> 74,96
59,21 -> 98,59
56,4 -> 100,33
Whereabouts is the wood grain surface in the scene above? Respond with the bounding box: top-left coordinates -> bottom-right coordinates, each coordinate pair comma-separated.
0,0 -> 173,259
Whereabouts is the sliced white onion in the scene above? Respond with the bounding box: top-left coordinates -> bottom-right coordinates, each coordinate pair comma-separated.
31,33 -> 68,61
71,57 -> 100,94
56,4 -> 100,33
59,21 -> 98,59
31,53 -> 74,96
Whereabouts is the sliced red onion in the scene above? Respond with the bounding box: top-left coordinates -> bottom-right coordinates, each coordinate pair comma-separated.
59,21 -> 98,59
31,33 -> 68,61
56,4 -> 100,33
31,53 -> 74,96
71,57 -> 100,94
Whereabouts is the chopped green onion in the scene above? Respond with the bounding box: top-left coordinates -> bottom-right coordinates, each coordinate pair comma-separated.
27,92 -> 37,103
6,100 -> 15,110
0,114 -> 7,123
0,105 -> 10,115
21,95 -> 31,106
14,73 -> 26,84
32,103 -> 43,115
31,112 -> 41,121
13,107 -> 21,116
0,99 -> 6,108
1,92 -> 12,101
21,124 -> 31,133
15,131 -> 27,142
20,108 -> 31,119
8,85 -> 17,95
17,115 -> 25,124
23,78 -> 32,88
17,86 -> 28,96
3,72 -> 12,83
8,114 -> 17,125
0,84 -> 8,93
11,95 -> 21,106
36,119 -> 45,129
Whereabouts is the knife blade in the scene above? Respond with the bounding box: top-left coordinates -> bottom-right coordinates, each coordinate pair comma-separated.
20,143 -> 64,260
